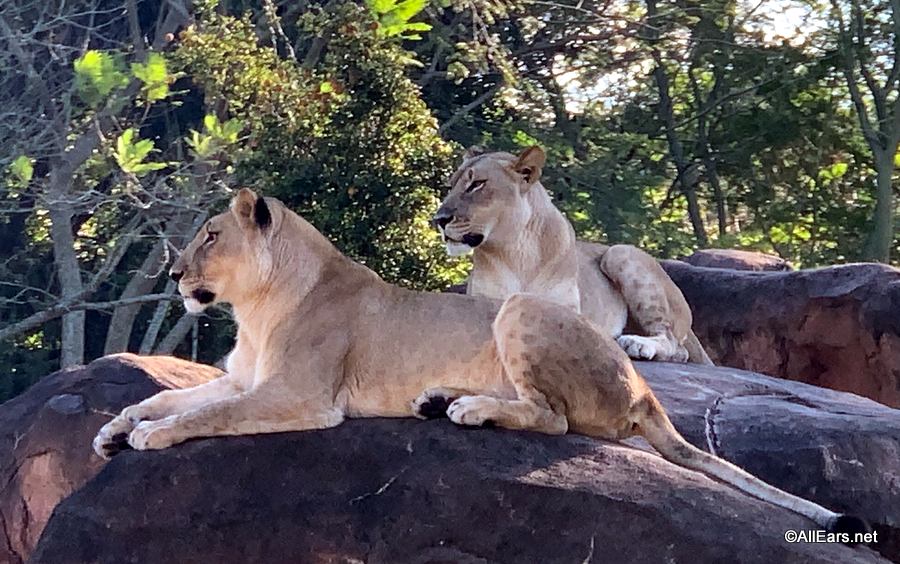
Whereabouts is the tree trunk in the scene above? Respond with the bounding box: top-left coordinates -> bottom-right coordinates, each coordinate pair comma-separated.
139,281 -> 177,354
704,157 -> 727,238
866,151 -> 896,262
155,313 -> 196,355
48,204 -> 84,367
103,241 -> 167,354
646,0 -> 708,247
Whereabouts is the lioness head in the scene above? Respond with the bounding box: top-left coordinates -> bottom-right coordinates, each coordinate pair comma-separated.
169,188 -> 281,313
433,145 -> 546,256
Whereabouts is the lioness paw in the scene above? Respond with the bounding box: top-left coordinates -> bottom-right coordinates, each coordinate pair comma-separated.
617,335 -> 660,360
92,416 -> 136,459
411,388 -> 458,419
447,396 -> 497,428
128,420 -> 177,451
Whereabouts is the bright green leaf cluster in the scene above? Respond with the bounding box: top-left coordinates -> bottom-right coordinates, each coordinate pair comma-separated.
366,0 -> 432,40
187,115 -> 244,159
7,155 -> 34,191
74,50 -> 129,106
131,53 -> 171,103
114,129 -> 168,176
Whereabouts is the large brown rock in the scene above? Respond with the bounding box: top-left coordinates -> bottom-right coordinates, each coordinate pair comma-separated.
681,249 -> 793,271
29,360 -> 900,563
0,354 -> 219,563
662,261 -> 900,408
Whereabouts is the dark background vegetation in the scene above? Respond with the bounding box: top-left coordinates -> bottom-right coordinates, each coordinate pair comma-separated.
1,0 -> 897,400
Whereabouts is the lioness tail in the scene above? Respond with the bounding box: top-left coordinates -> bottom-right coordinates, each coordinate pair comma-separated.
636,394 -> 868,539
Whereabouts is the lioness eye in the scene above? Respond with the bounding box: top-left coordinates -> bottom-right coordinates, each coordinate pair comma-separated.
466,179 -> 486,193
204,232 -> 218,245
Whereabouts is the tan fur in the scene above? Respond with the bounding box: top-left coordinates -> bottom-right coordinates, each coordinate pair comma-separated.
435,147 -> 712,364
92,189 -> 850,530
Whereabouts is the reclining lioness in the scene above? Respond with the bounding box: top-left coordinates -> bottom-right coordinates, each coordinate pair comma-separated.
92,189 -> 864,536
434,146 -> 712,364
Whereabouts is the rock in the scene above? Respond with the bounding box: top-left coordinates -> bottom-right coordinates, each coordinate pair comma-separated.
0,354 -> 220,564
661,261 -> 900,408
681,249 -> 793,271
31,360 -> 900,563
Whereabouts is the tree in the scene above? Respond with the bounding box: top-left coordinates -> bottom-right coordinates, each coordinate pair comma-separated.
827,0 -> 900,262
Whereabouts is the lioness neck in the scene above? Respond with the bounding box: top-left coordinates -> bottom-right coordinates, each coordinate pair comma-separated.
231,210 -> 381,336
471,183 -> 577,293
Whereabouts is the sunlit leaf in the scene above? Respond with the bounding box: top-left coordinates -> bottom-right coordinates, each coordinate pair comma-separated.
74,50 -> 129,106
131,53 -> 170,102
9,155 -> 33,185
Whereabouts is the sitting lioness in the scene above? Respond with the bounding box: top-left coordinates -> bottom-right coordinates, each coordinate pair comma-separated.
92,188 -> 865,536
433,146 -> 712,364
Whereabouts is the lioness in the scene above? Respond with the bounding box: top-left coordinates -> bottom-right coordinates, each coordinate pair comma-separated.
92,189 -> 864,536
434,146 -> 712,364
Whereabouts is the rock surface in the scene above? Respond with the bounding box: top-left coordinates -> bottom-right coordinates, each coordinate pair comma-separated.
662,261 -> 900,408
29,359 -> 900,563
680,249 -> 793,271
0,354 -> 219,564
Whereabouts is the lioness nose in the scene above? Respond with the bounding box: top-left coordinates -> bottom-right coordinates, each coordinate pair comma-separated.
432,209 -> 454,229
169,269 -> 184,283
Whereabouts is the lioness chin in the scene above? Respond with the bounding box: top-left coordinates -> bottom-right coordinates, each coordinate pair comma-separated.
434,145 -> 713,365
92,188 -> 865,539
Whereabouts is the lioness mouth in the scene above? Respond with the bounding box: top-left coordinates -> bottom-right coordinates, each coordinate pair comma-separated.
444,233 -> 484,248
192,289 -> 217,304
461,233 -> 484,247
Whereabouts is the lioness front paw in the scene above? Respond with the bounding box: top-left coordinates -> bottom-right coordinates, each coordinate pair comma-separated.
617,335 -> 660,360
92,416 -> 136,459
447,396 -> 497,428
412,388 -> 458,420
128,419 -> 178,451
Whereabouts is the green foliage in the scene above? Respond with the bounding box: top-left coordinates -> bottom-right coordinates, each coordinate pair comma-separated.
366,0 -> 432,40
131,53 -> 172,103
176,3 -> 465,290
187,115 -> 245,160
74,50 -> 129,106
114,129 -> 168,176
6,155 -> 33,192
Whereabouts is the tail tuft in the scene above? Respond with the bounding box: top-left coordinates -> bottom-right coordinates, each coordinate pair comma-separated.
827,514 -> 871,544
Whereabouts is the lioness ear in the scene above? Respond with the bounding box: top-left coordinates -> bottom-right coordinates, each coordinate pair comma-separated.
513,146 -> 546,188
231,188 -> 271,231
463,146 -> 486,162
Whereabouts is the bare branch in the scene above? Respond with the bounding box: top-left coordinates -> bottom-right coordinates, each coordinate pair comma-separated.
0,294 -> 179,343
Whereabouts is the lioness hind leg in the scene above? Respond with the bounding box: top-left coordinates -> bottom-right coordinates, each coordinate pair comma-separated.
447,395 -> 568,434
599,245 -> 687,362
455,293 -> 570,436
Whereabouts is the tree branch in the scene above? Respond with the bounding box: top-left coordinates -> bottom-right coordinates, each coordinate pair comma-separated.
0,294 -> 179,343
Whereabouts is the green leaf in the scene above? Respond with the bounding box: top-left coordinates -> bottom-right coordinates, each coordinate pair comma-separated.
319,81 -> 334,93
114,128 -> 165,176
829,162 -> 848,178
818,162 -> 848,181
391,0 -> 427,21
367,0 -> 396,15
74,50 -> 129,106
131,53 -> 170,103
10,155 -> 33,185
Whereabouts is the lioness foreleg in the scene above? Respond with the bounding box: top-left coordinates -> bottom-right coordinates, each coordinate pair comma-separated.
412,387 -> 475,419
127,391 -> 343,451
599,245 -> 687,362
93,375 -> 243,458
